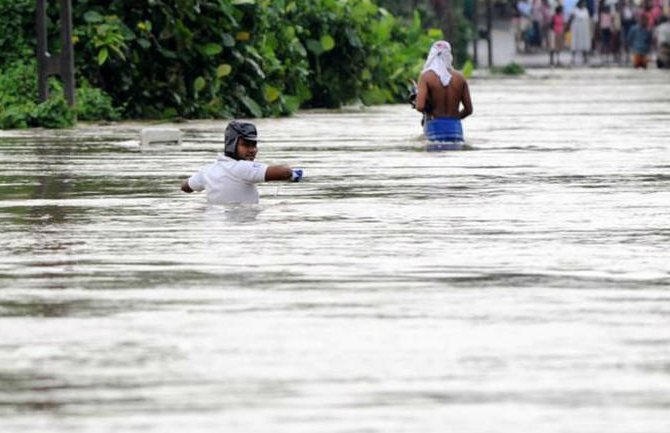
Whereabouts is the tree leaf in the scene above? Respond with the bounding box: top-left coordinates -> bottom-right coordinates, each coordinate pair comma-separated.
222,33 -> 235,47
245,58 -> 265,79
97,48 -> 109,65
344,27 -> 362,48
462,60 -> 474,78
84,11 -> 104,23
203,43 -> 222,56
282,95 -> 301,113
428,28 -> 443,38
306,39 -> 323,55
236,32 -> 251,41
194,76 -> 206,92
263,85 -> 280,103
158,47 -> 178,59
217,64 -> 232,78
361,88 -> 389,105
320,35 -> 335,51
240,95 -> 263,117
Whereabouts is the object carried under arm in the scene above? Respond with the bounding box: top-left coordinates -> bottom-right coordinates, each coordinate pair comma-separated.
181,179 -> 194,193
408,80 -> 418,108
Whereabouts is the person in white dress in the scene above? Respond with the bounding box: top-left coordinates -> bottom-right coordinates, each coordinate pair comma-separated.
569,0 -> 592,65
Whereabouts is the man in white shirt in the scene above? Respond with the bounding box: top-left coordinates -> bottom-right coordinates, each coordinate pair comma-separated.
181,121 -> 302,204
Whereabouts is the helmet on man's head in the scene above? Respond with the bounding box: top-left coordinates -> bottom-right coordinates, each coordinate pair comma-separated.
224,121 -> 258,159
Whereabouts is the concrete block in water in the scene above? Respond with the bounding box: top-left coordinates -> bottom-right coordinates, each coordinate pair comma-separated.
140,127 -> 181,146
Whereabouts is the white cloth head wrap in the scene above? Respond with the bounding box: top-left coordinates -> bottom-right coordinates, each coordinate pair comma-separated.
422,40 -> 453,86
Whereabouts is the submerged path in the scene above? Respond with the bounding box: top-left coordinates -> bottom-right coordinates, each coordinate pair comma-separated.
1,68 -> 669,433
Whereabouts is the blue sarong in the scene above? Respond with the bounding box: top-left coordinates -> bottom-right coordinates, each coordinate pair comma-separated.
424,117 -> 464,143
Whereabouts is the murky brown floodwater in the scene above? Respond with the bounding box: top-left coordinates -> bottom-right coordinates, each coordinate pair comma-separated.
1,68 -> 670,433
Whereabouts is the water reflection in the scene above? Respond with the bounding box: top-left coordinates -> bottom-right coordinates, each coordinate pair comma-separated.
203,204 -> 263,223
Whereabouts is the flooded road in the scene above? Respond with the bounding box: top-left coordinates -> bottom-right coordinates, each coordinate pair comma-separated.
1,68 -> 669,433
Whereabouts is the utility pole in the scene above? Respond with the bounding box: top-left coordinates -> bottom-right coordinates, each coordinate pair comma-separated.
36,0 -> 76,106
430,0 -> 455,42
472,0 -> 478,67
486,0 -> 493,67
432,0 -> 493,67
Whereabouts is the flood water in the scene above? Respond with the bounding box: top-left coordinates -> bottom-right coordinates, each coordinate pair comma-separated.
1,68 -> 669,433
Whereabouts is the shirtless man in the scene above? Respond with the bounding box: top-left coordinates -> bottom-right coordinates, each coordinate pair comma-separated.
415,40 -> 473,142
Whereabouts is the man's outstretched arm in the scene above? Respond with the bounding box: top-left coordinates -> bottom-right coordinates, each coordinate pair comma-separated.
265,166 -> 303,182
181,179 -> 194,193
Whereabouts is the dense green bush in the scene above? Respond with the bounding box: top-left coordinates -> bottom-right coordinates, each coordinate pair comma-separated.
379,0 -> 473,70
0,0 -> 35,70
0,60 -> 75,129
69,0 -> 439,118
492,62 -> 525,75
0,61 -> 38,129
1,0 -> 457,128
0,60 -> 116,128
76,83 -> 121,121
30,94 -> 76,128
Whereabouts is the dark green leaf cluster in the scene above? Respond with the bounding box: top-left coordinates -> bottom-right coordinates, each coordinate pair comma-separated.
492,62 -> 526,75
0,0 -> 35,70
0,60 -> 118,128
1,0 -> 446,127
0,61 -> 74,129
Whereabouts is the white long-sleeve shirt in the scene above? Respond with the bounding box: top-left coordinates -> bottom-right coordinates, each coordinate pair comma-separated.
187,154 -> 268,204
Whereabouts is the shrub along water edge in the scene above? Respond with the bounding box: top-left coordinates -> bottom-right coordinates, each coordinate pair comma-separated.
1,0 -> 469,128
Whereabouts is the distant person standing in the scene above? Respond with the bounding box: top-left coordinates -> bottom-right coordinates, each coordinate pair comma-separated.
641,1 -> 658,29
539,0 -> 554,49
610,2 -> 623,63
415,40 -> 473,143
516,0 -> 533,52
599,4 -> 614,63
549,5 -> 566,65
569,1 -> 592,65
627,14 -> 654,68
530,0 -> 545,49
654,15 -> 670,68
620,0 -> 636,61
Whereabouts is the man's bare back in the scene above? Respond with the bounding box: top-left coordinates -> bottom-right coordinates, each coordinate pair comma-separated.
416,70 -> 473,120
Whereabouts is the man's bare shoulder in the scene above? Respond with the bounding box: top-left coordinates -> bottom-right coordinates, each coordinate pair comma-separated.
450,70 -> 467,82
420,70 -> 441,83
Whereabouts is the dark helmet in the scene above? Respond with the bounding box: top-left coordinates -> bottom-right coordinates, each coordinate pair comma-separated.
224,121 -> 258,159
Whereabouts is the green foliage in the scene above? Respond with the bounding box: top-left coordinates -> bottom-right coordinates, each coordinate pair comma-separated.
492,62 -> 526,75
0,60 -> 76,128
0,105 -> 32,129
0,0 -> 35,70
30,95 -> 76,128
77,12 -> 133,66
0,60 -> 38,107
453,4 -> 474,69
2,0 -> 457,127
76,85 -> 121,121
0,60 -> 37,129
462,60 -> 474,78
378,0 -> 474,70
66,0 -> 442,116
0,2 -> 118,128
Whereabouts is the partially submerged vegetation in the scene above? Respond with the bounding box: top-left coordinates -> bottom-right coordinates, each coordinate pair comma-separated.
1,0 -> 476,129
491,62 -> 526,76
